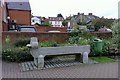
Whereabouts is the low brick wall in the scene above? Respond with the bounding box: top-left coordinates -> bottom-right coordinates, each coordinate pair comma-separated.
2,32 -> 69,45
35,25 -> 67,32
90,32 -> 112,39
2,31 -> 112,45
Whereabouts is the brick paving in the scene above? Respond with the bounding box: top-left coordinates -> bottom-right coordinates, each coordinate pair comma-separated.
2,61 -> 118,78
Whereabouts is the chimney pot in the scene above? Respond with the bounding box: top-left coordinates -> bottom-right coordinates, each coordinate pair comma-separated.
89,13 -> 92,15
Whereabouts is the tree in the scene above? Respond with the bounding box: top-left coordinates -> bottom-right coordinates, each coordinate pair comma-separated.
111,22 -> 119,45
57,13 -> 63,17
92,19 -> 114,31
62,20 -> 68,27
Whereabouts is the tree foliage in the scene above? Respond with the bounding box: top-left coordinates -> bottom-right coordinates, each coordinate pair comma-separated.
92,19 -> 114,31
57,13 -> 63,17
62,20 -> 68,27
111,22 -> 119,45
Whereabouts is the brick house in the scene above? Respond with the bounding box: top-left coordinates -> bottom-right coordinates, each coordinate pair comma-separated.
1,0 -> 7,31
6,0 -> 31,30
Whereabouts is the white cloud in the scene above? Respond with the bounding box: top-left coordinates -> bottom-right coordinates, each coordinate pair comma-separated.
30,0 -> 119,18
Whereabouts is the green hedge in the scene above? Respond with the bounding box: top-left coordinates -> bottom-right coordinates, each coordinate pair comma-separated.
14,38 -> 30,47
2,47 -> 33,62
39,41 -> 58,47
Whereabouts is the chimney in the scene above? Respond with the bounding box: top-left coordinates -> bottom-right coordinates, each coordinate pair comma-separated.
78,12 -> 80,15
89,13 -> 93,15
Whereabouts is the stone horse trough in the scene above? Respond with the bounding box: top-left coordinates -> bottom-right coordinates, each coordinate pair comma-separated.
27,37 -> 90,69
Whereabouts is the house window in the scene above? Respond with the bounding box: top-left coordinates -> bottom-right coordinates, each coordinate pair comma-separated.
55,21 -> 57,24
59,18 -> 62,20
32,20 -> 35,22
57,21 -> 60,24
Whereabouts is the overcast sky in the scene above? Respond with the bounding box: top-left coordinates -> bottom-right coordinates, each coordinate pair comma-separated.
29,0 -> 119,18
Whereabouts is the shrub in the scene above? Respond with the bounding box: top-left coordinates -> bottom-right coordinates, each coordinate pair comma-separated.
112,22 -> 119,45
2,47 -> 33,62
14,38 -> 30,47
67,36 -> 90,45
78,37 -> 90,45
39,41 -> 58,47
102,38 -> 113,55
67,36 -> 79,44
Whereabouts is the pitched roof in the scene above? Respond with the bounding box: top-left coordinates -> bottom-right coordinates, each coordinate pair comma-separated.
32,16 -> 42,19
66,16 -> 72,20
6,0 -> 31,11
49,17 -> 64,21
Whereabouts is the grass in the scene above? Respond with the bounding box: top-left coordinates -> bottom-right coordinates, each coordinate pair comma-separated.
90,57 -> 116,63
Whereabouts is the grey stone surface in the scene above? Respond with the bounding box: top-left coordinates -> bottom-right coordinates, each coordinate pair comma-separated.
30,45 -> 90,57
30,37 -> 38,48
30,45 -> 90,68
83,52 -> 89,63
38,55 -> 44,69
28,37 -> 90,68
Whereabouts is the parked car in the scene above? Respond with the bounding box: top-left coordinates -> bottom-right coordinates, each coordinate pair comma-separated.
48,30 -> 60,32
17,26 -> 36,32
98,27 -> 112,32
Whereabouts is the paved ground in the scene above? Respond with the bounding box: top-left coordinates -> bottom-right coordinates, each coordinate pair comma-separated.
2,61 -> 118,78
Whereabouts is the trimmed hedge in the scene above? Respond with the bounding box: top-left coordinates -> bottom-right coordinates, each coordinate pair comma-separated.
14,38 -> 30,47
2,47 -> 33,62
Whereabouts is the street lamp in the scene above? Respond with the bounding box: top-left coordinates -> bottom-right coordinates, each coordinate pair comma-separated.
7,16 -> 10,30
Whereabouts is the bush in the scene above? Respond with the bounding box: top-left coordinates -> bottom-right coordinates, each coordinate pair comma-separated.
67,36 -> 79,44
78,37 -> 90,45
67,36 -> 90,45
112,22 -> 119,45
102,38 -> 113,55
14,38 -> 30,47
2,47 -> 33,62
39,41 -> 58,47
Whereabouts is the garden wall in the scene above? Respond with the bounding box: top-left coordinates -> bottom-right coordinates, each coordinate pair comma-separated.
35,25 -> 67,32
2,31 -> 112,45
2,32 -> 69,45
90,32 -> 112,39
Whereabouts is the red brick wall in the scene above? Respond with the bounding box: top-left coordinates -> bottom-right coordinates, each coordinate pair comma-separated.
2,21 -> 8,31
2,32 -> 69,45
2,31 -> 112,45
8,10 -> 31,25
35,25 -> 67,32
90,32 -> 112,39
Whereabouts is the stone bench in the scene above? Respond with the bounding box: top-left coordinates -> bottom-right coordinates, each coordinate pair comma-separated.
27,37 -> 90,69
